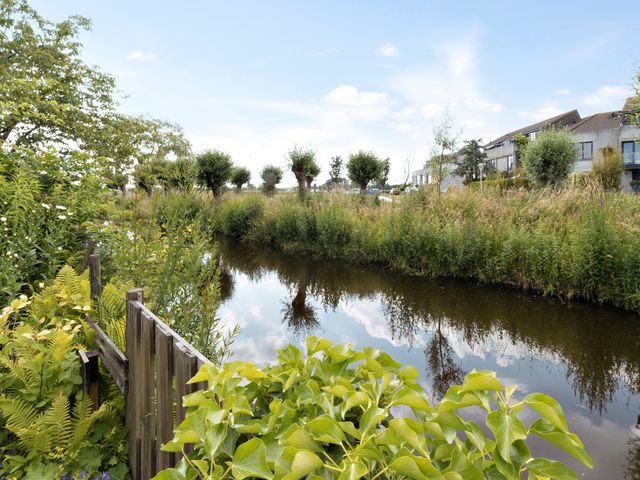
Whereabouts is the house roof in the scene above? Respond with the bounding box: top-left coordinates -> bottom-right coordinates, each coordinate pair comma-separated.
569,111 -> 623,134
485,109 -> 581,148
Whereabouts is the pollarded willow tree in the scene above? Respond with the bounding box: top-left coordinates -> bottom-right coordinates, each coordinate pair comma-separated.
196,150 -> 234,197
260,164 -> 283,195
288,146 -> 319,196
230,166 -> 251,192
522,129 -> 576,187
347,150 -> 383,194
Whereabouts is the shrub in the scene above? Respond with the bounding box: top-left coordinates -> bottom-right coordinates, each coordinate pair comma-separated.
592,146 -> 623,191
347,150 -> 383,193
522,129 -> 576,187
196,150 -> 234,197
230,166 -> 251,192
220,195 -> 264,240
156,337 -> 592,480
260,165 -> 283,195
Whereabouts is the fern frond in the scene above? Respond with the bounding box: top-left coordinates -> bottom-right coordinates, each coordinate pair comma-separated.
42,393 -> 72,446
68,395 -> 107,451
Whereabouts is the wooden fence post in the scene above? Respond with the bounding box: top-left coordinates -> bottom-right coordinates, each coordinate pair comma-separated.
126,288 -> 144,480
79,350 -> 100,410
88,253 -> 102,300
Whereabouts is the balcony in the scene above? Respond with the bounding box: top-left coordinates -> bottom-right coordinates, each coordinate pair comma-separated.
623,151 -> 640,168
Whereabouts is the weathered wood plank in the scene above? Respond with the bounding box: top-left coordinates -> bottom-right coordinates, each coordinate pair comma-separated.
174,342 -> 189,427
88,253 -> 102,300
140,309 -> 155,479
78,349 -> 99,410
155,322 -> 174,471
85,316 -> 128,393
126,288 -> 143,480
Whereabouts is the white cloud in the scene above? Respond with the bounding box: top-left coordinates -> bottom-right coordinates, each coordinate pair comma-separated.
519,106 -> 564,120
376,42 -> 400,57
127,51 -> 157,61
581,85 -> 631,107
422,103 -> 446,119
392,107 -> 416,120
554,88 -> 571,96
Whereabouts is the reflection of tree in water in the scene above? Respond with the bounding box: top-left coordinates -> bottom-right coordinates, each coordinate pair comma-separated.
281,283 -> 320,340
625,433 -> 640,480
215,235 -> 640,415
217,263 -> 234,303
425,316 -> 465,400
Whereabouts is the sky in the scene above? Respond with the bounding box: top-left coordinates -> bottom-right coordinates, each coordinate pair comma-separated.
33,1 -> 640,185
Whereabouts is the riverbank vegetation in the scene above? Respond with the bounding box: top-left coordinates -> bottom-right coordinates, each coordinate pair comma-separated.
208,183 -> 640,313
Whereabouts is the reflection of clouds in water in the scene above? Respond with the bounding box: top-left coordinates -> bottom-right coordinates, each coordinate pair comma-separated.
233,333 -> 288,366
250,305 -> 263,320
217,309 -> 246,330
340,299 -> 425,348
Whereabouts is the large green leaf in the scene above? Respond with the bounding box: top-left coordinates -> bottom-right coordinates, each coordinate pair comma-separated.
459,371 -> 503,394
152,468 -> 185,480
278,448 -> 324,480
486,410 -> 527,462
337,460 -> 368,480
529,418 -> 593,468
306,415 -> 346,445
388,453 -> 444,480
524,393 -> 569,433
281,425 -> 322,452
359,406 -> 387,436
526,458 -> 578,480
389,417 -> 429,456
230,438 -> 273,480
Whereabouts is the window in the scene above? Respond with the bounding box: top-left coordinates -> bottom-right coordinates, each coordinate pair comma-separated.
507,155 -> 514,174
528,131 -> 538,141
576,141 -> 593,161
622,141 -> 639,165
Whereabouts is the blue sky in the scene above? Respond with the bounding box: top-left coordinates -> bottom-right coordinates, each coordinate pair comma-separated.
34,1 -> 640,185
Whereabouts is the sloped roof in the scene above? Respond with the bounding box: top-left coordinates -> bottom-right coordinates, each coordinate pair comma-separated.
569,111 -> 623,134
486,110 -> 581,148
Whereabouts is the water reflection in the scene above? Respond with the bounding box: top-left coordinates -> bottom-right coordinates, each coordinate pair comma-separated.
215,236 -> 640,478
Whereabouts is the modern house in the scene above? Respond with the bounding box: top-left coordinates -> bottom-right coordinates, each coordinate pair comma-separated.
483,110 -> 582,174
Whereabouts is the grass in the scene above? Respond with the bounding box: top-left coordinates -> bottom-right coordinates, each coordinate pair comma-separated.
142,183 -> 640,313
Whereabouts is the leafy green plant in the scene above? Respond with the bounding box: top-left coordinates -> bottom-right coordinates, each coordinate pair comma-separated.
521,129 -> 576,187
196,150 -> 234,197
155,337 -> 592,480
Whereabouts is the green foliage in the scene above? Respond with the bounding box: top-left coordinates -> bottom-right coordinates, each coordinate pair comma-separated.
522,129 -> 576,187
197,150 -> 234,197
288,146 -> 318,194
0,151 -> 112,304
328,155 -> 343,186
592,147 -> 623,191
378,157 -> 391,189
212,188 -> 640,312
347,150 -> 383,192
134,158 -> 197,194
220,194 -> 264,240
0,270 -> 129,479
230,167 -> 251,192
156,338 -> 591,479
429,112 -> 459,195
0,0 -> 116,150
260,165 -> 283,195
453,139 -> 490,184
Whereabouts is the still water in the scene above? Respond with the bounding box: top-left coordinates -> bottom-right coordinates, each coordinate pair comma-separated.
215,237 -> 640,479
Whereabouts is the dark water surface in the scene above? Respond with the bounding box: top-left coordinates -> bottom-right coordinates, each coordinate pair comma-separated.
215,237 -> 640,479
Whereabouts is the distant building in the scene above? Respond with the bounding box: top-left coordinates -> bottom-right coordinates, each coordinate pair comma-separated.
411,167 -> 463,191
484,110 -> 582,174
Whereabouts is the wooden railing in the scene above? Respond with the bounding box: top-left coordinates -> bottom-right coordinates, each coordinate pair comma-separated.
84,254 -> 210,480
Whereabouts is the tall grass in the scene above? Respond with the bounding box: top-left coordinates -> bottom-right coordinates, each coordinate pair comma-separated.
168,185 -> 640,312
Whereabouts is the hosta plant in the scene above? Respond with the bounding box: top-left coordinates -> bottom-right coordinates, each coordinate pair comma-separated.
155,337 -> 592,480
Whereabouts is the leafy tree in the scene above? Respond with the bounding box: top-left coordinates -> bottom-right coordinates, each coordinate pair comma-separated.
329,155 -> 343,187
260,164 -> 283,195
628,68 -> 640,127
230,166 -> 251,192
0,0 -> 117,150
347,150 -> 383,193
377,157 -> 390,191
196,150 -> 233,197
133,162 -> 156,194
592,146 -> 623,190
453,139 -> 492,184
428,112 -> 458,197
514,133 -> 530,171
288,146 -> 318,195
522,129 -> 576,187
171,157 -> 197,192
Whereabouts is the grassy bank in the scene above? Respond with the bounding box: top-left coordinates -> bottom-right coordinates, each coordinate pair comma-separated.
204,185 -> 640,312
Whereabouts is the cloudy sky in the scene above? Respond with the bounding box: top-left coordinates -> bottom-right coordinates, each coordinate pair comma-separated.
34,1 -> 639,185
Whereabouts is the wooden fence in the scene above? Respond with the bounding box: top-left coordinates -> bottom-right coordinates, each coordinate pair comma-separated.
84,254 -> 211,480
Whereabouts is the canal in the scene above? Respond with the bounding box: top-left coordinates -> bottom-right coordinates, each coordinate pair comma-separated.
215,237 -> 640,479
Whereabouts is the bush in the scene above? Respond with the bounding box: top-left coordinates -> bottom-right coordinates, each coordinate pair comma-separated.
592,146 -> 623,191
156,337 -> 592,480
220,194 -> 264,240
196,150 -> 234,197
522,129 -> 576,187
347,150 -> 383,193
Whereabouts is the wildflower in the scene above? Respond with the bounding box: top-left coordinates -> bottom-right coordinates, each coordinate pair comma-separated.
0,217 -> 6,222
41,203 -> 51,209
57,247 -> 63,251
38,282 -> 44,288
70,180 -> 81,186
58,215 -> 67,220
55,205 -> 66,210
